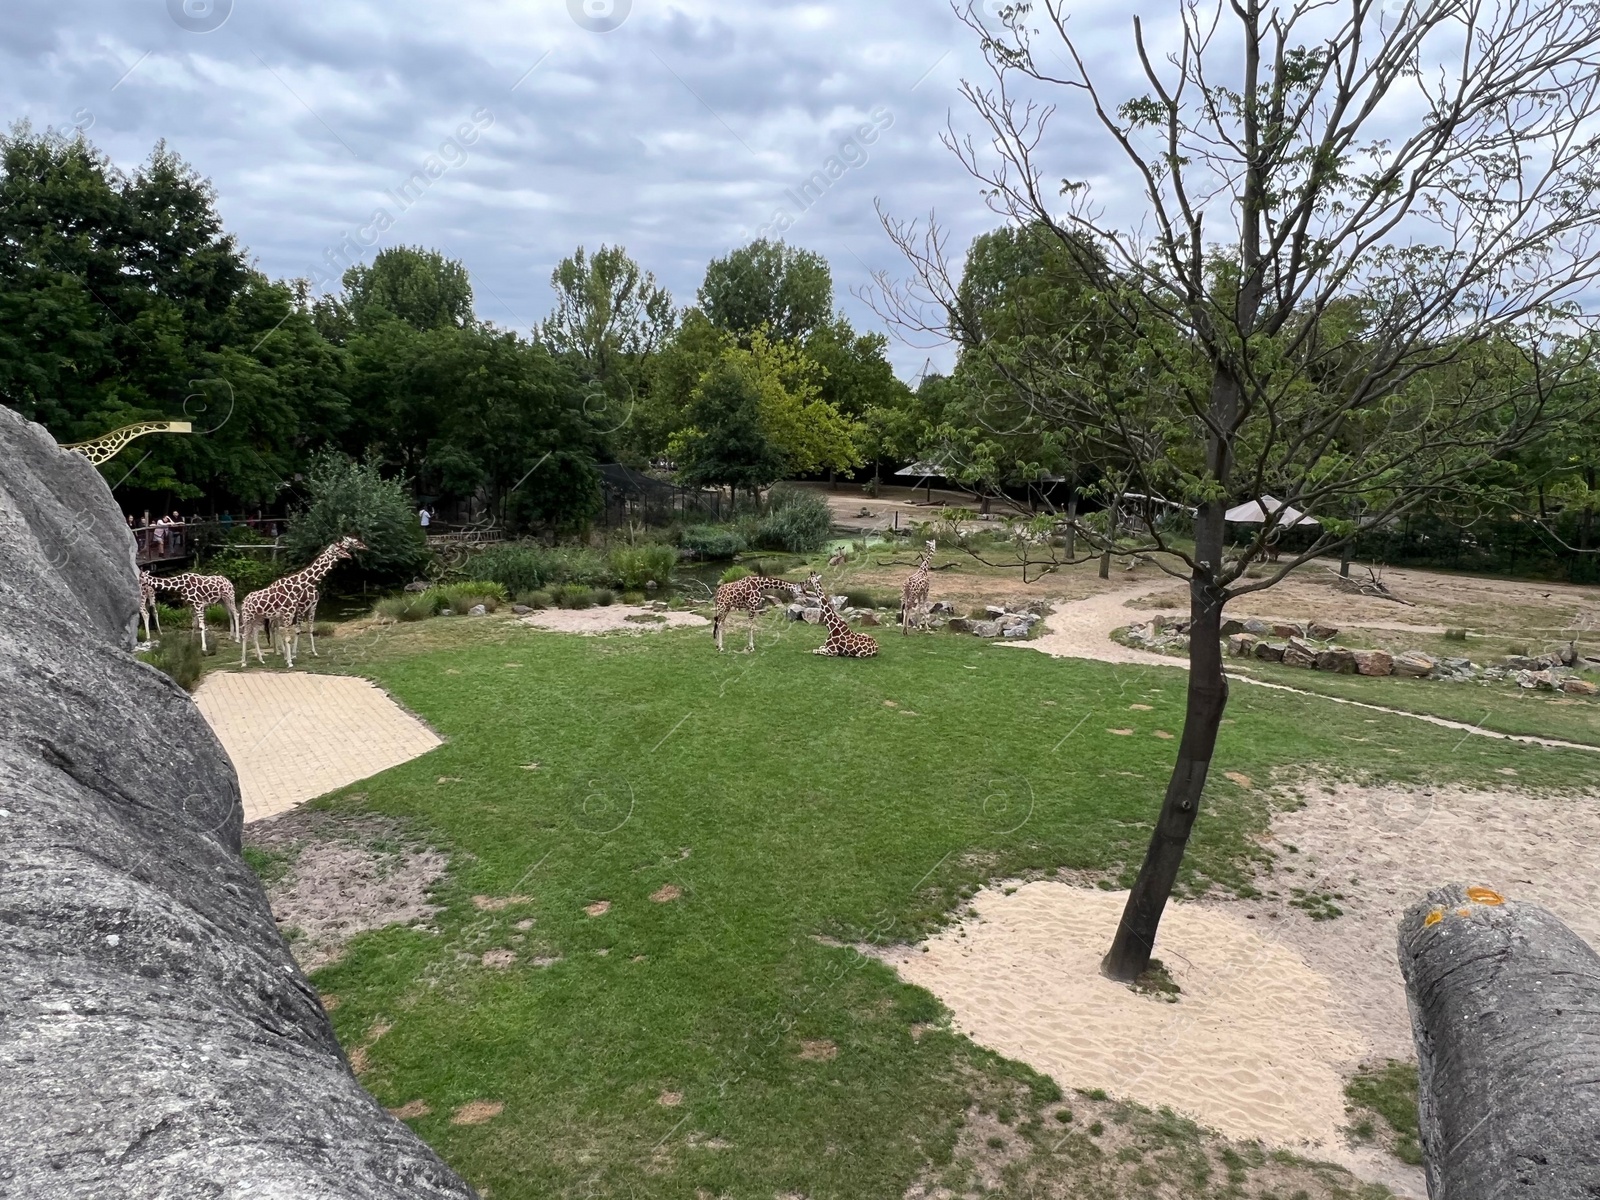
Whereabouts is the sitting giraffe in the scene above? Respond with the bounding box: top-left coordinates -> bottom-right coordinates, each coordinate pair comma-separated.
713,572 -> 823,652
900,539 -> 937,635
151,572 -> 239,653
813,591 -> 880,658
137,570 -> 162,642
239,536 -> 366,668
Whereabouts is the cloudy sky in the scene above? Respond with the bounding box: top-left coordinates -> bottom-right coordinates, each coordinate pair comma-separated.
5,0 -> 1150,379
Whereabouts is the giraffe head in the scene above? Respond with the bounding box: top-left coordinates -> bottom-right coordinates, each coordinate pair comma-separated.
331,535 -> 367,560
924,539 -> 937,558
803,571 -> 824,599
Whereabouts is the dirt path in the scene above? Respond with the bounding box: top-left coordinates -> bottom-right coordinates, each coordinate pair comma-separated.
518,605 -> 708,635
1002,580 -> 1600,754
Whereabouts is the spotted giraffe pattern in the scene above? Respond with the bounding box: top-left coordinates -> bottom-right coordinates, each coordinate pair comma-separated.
151,572 -> 239,653
813,592 -> 879,658
900,539 -> 937,635
137,570 -> 162,642
239,537 -> 365,667
713,572 -> 823,652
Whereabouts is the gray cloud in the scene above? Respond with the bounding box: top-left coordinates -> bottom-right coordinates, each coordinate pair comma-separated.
4,1 -> 1153,378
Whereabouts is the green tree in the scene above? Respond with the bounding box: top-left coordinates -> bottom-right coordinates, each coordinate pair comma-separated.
671,358 -> 786,495
341,246 -> 473,332
285,451 -> 427,585
698,240 -> 833,343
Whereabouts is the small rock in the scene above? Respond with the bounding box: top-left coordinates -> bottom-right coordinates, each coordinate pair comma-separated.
1242,618 -> 1270,635
1307,622 -> 1339,640
1227,633 -> 1258,657
970,620 -> 1002,638
650,600 -> 669,612
511,604 -> 532,615
1517,668 -> 1558,690
1502,655 -> 1541,670
786,603 -> 806,622
404,580 -> 430,593
830,595 -> 849,610
644,580 -> 658,590
468,604 -> 487,617
1001,624 -> 1029,638
984,605 -> 1007,619
1351,648 -> 1394,676
857,612 -> 881,627
438,608 -> 454,617
1393,650 -> 1438,678
1254,641 -> 1286,662
800,607 -> 824,625
947,617 -> 973,633
1561,677 -> 1598,696
1272,622 -> 1306,640
929,600 -> 955,615
1219,618 -> 1247,637
1282,636 -> 1318,668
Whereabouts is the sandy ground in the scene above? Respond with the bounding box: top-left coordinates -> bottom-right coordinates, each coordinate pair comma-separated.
519,604 -> 709,635
194,672 -> 443,822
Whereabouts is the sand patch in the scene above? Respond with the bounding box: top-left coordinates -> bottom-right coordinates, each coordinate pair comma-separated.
585,899 -> 612,917
798,1039 -> 838,1061
650,883 -> 682,903
520,605 -> 708,635
882,883 -> 1363,1153
480,949 -> 517,969
245,810 -> 447,972
1238,782 -> 1600,1063
388,1099 -> 431,1120
195,671 -> 442,822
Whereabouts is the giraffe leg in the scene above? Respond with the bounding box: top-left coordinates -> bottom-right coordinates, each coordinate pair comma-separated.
307,599 -> 319,657
746,608 -> 757,652
226,597 -> 239,641
193,605 -> 207,655
714,611 -> 724,652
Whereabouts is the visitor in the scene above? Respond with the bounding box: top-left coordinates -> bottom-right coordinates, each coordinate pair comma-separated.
170,511 -> 185,555
152,513 -> 169,556
221,510 -> 233,531
419,507 -> 432,530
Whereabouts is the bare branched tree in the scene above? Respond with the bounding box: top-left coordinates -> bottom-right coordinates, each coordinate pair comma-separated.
869,0 -> 1600,980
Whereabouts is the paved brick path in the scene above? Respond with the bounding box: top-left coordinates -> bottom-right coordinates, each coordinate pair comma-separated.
194,672 -> 442,823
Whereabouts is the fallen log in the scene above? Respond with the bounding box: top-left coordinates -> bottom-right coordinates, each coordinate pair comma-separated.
0,405 -> 477,1199
1398,883 -> 1600,1198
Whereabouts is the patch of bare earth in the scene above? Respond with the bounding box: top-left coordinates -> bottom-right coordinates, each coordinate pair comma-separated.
520,605 -> 708,635
244,810 -> 448,972
450,1100 -> 504,1125
902,1071 -> 1395,1200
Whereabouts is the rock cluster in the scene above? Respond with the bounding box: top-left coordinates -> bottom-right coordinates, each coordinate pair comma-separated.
785,597 -> 1044,639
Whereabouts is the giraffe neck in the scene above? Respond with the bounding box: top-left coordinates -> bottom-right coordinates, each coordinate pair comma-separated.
299,546 -> 345,585
818,595 -> 850,635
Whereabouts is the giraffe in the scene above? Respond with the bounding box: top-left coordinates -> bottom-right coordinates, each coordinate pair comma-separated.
137,570 -> 162,643
713,572 -> 823,652
813,591 -> 880,658
150,572 -> 239,653
900,539 -> 937,634
239,537 -> 366,668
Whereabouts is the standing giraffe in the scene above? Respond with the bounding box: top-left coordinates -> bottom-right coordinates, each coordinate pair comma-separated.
137,570 -> 162,643
900,539 -> 937,634
239,536 -> 366,668
813,591 -> 880,658
151,572 -> 239,653
713,572 -> 823,653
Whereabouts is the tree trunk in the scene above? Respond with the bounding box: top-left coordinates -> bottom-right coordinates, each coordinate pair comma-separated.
1398,884 -> 1600,1198
1340,541 -> 1352,577
1064,494 -> 1078,559
1098,494 -> 1118,579
1102,553 -> 1230,980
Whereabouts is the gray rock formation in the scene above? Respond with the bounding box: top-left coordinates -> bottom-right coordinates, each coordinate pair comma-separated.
1398,883 -> 1600,1198
0,406 -> 477,1199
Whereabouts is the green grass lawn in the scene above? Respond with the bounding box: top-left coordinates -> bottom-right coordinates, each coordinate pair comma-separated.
266,615 -> 1597,1198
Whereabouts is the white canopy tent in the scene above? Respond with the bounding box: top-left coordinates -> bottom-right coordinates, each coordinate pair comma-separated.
1223,495 -> 1320,527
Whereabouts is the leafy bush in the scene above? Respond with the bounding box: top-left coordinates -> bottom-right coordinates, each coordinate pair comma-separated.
681,524 -> 747,559
745,485 -> 832,553
594,588 -> 615,606
719,565 -> 752,585
285,452 -> 429,585
200,552 -> 285,598
844,589 -> 893,610
520,589 -> 554,608
609,543 -> 678,589
550,583 -> 595,609
375,592 -> 439,622
436,581 -> 507,612
620,590 -> 646,605
141,629 -> 203,691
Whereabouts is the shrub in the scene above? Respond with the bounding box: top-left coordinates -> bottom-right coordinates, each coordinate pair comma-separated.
844,589 -> 893,610
620,590 -> 646,605
199,552 -> 285,598
594,588 -> 615,606
436,581 -> 507,613
141,629 -> 203,691
681,524 -> 747,559
154,603 -> 188,632
285,451 -> 429,585
550,583 -> 595,609
746,486 -> 832,553
719,565 -> 752,585
473,544 -> 555,594
1444,628 -> 1469,641
375,592 -> 437,622
519,589 -> 554,608
609,543 -> 678,589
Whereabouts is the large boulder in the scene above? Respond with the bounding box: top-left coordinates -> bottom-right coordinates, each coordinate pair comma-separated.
1394,649 -> 1438,678
1227,632 -> 1259,657
1398,885 -> 1600,1197
1314,647 -> 1358,674
1253,641 -> 1286,662
1351,648 -> 1394,677
0,406 -> 477,1199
